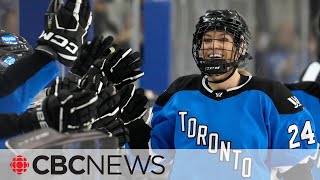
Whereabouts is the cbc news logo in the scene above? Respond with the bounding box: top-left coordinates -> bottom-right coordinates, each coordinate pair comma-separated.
10,155 -> 30,175
8,154 -> 165,176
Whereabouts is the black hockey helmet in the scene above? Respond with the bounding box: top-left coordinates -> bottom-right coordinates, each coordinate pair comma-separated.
192,9 -> 252,77
0,30 -> 33,74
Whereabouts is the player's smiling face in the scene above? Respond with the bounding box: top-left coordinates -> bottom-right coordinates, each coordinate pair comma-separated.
201,31 -> 235,63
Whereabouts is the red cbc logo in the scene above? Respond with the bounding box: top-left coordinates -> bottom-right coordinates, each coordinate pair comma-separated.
10,155 -> 30,175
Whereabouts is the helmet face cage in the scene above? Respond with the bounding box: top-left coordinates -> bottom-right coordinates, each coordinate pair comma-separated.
192,10 -> 251,76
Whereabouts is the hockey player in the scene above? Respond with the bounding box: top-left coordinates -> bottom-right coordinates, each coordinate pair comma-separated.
0,31 -> 58,114
285,82 -> 320,179
119,10 -> 318,179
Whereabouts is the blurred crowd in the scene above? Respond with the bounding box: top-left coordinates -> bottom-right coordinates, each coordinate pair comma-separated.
1,0 -> 320,84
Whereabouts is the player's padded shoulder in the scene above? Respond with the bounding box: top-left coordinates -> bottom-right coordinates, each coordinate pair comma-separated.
155,74 -> 202,107
285,82 -> 320,99
247,76 -> 304,114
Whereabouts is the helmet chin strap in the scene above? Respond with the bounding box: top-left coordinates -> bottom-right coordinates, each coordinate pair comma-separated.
206,66 -> 237,84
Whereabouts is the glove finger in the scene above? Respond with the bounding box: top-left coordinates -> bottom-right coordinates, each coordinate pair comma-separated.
117,84 -> 135,112
101,84 -> 116,97
97,115 -> 116,128
75,105 -> 97,124
116,51 -> 140,67
79,0 -> 92,32
71,89 -> 91,99
99,97 -> 119,115
97,87 -> 116,107
130,107 -> 147,121
121,51 -> 141,66
73,93 -> 97,107
128,58 -> 143,70
107,48 -> 132,70
53,76 -> 63,95
97,93 -> 120,116
136,88 -> 145,95
70,95 -> 98,114
93,57 -> 107,70
93,74 -> 102,92
94,107 -> 118,128
96,36 -> 114,57
90,35 -> 103,56
128,51 -> 141,61
128,90 -> 147,108
122,88 -> 148,121
115,48 -> 133,65
103,44 -> 118,56
114,57 -> 143,77
126,103 -> 147,121
57,7 -> 77,30
79,0 -> 91,29
118,71 -> 144,86
118,60 -> 144,78
47,0 -> 64,13
105,48 -> 125,65
104,118 -> 124,131
81,74 -> 93,90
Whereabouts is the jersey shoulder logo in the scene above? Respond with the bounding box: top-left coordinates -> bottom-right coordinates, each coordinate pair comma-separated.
287,96 -> 302,109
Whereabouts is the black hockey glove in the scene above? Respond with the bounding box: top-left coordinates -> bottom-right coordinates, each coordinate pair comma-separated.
96,124 -> 129,147
92,84 -> 135,129
34,88 -> 98,132
100,48 -> 144,89
117,88 -> 152,149
36,0 -> 92,66
46,75 -> 80,96
92,84 -> 135,146
79,57 -> 111,94
70,35 -> 114,76
96,119 -> 130,147
118,88 -> 148,125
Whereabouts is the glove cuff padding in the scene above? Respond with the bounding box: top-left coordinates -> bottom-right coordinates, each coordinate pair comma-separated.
35,45 -> 58,61
126,119 -> 151,149
38,96 -> 59,130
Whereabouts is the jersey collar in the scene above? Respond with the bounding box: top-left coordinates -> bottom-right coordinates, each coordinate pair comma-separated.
200,75 -> 252,100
